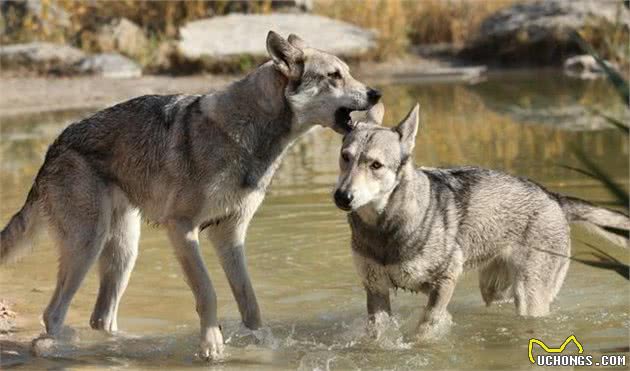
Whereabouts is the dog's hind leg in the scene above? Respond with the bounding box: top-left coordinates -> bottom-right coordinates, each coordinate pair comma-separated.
513,218 -> 570,317
166,218 -> 223,360
90,193 -> 140,332
39,158 -> 112,336
207,212 -> 261,330
479,256 -> 514,306
43,231 -> 106,336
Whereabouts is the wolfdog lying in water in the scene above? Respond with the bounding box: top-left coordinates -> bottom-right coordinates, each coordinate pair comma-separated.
334,103 -> 629,339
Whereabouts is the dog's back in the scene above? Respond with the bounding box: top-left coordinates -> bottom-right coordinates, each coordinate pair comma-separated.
421,166 -> 567,269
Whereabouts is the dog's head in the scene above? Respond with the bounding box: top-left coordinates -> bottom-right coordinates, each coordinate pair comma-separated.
266,31 -> 381,133
333,103 -> 420,212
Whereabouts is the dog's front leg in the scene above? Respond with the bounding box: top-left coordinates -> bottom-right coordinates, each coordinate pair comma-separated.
166,218 -> 223,361
367,288 -> 391,321
366,287 -> 391,338
416,278 -> 457,340
207,216 -> 261,330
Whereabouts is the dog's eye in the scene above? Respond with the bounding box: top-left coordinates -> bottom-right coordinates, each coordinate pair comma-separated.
341,153 -> 351,163
370,161 -> 383,170
328,70 -> 342,80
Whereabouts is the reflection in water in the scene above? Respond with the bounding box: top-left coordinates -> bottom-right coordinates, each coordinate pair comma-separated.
469,70 -> 630,131
0,72 -> 628,370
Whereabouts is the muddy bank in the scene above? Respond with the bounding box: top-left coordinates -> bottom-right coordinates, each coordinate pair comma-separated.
0,74 -> 236,117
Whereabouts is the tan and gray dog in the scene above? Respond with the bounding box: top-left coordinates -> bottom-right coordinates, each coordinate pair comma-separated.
0,31 -> 380,360
334,103 -> 629,339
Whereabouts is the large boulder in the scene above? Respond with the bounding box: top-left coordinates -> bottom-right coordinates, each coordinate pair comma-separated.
462,0 -> 630,65
0,42 -> 85,73
95,18 -> 149,60
75,52 -> 142,78
178,13 -> 376,60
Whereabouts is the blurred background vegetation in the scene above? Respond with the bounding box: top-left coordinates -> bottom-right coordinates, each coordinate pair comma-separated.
1,0 -> 628,70
315,0 -> 514,59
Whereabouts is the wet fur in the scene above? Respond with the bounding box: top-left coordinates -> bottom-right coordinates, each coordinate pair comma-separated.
0,32 -> 379,360
336,104 -> 630,339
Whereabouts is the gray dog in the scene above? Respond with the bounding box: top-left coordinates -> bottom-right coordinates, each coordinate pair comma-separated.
334,103 -> 629,339
0,31 -> 380,359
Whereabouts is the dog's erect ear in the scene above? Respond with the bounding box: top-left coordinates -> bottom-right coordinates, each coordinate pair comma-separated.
266,31 -> 304,80
348,102 -> 384,128
395,103 -> 420,156
288,33 -> 306,49
366,102 -> 385,125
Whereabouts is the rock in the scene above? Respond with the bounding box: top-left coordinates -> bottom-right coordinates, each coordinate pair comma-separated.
563,54 -> 618,79
96,18 -> 149,59
178,13 -> 376,60
76,53 -> 142,78
0,42 -> 86,73
462,0 -> 630,65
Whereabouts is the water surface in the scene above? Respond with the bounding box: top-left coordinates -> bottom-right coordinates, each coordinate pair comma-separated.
1,71 -> 628,370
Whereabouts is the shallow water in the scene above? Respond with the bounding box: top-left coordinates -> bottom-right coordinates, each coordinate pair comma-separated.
1,71 -> 628,370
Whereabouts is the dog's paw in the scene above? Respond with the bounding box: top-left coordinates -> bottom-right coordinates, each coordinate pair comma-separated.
197,326 -> 225,362
31,335 -> 56,357
31,326 -> 78,357
416,312 -> 452,342
366,312 -> 394,339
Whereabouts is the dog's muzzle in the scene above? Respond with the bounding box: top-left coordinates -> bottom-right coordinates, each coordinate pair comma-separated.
333,88 -> 382,134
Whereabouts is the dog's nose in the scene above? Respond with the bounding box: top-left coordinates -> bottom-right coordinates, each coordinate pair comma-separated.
334,190 -> 353,210
367,88 -> 382,104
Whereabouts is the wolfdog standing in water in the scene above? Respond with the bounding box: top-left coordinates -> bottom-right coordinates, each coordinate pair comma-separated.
334,103 -> 628,339
0,31 -> 381,359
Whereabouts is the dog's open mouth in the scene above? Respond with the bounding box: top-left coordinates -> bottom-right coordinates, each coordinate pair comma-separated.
333,107 -> 355,134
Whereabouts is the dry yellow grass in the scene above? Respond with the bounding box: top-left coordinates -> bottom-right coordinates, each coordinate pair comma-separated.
314,0 -> 513,58
314,0 -> 409,60
406,0 -> 513,45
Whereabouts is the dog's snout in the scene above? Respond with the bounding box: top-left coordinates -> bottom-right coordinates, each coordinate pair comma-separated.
367,88 -> 382,104
334,190 -> 353,210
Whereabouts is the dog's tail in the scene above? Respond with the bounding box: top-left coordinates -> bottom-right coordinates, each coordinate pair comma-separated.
558,195 -> 629,247
1,185 -> 42,264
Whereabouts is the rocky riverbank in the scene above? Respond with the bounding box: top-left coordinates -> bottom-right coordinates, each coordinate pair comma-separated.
1,0 -> 626,80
